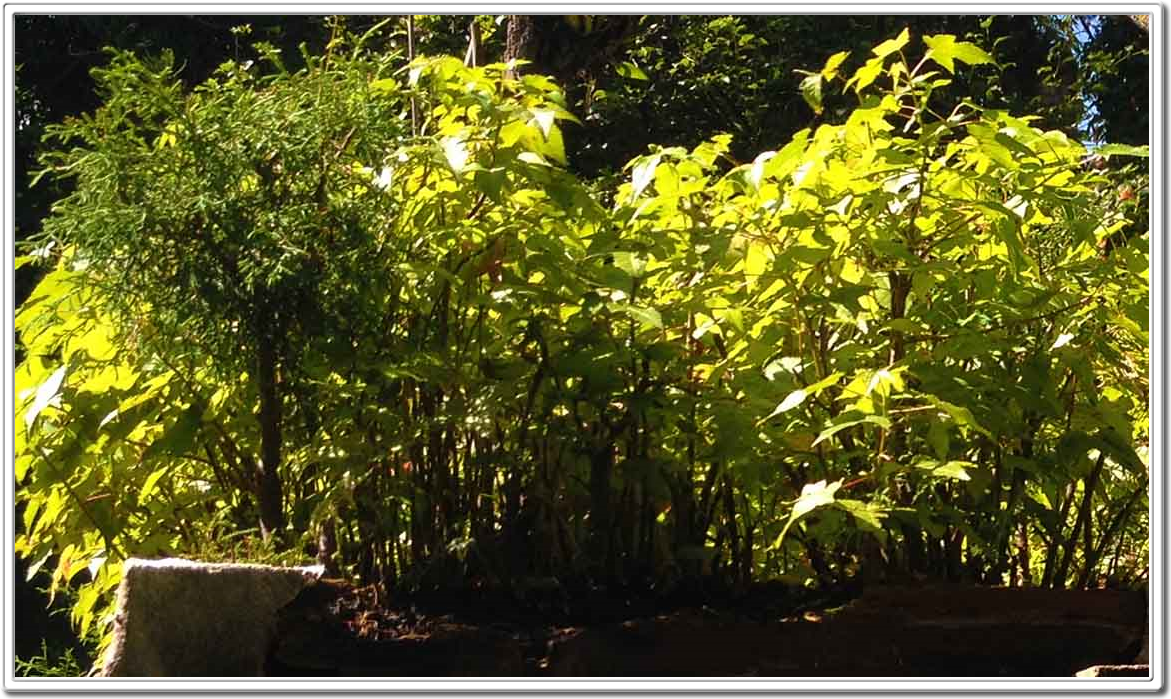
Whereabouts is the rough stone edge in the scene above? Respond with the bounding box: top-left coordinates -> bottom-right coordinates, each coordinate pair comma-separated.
99,557 -> 323,677
1075,664 -> 1151,678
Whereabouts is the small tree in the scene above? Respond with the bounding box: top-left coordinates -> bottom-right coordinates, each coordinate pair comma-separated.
31,35 -> 410,541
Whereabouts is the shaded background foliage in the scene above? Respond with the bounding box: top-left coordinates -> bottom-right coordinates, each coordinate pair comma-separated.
12,13 -> 1149,673
16,14 -> 1150,267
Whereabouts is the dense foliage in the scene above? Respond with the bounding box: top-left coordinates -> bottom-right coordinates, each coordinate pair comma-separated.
13,19 -> 1149,673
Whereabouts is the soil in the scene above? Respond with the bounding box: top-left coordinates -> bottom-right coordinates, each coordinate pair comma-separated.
265,580 -> 1147,678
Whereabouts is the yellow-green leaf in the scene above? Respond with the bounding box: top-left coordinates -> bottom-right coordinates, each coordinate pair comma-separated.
872,28 -> 910,58
821,50 -> 850,80
622,304 -> 663,329
848,56 -> 885,95
923,34 -> 994,73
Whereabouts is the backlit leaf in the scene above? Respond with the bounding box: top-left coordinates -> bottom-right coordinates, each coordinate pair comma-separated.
772,479 -> 843,549
821,50 -> 850,80
923,34 -> 994,73
872,28 -> 910,58
799,74 -> 823,114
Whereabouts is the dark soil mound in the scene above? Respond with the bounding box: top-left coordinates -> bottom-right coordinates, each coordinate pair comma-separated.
266,581 -> 1146,677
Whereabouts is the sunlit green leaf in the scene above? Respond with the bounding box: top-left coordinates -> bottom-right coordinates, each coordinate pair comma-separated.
622,304 -> 663,329
26,365 -> 66,430
530,109 -> 556,139
772,479 -> 843,549
821,50 -> 850,80
616,61 -> 649,81
872,28 -> 910,58
848,56 -> 885,94
764,389 -> 807,421
813,413 -> 891,447
923,34 -> 994,73
630,154 -> 662,199
1092,144 -> 1149,158
612,251 -> 647,278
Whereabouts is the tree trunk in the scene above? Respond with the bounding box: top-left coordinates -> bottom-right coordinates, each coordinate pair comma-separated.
503,15 -> 545,70
502,15 -> 639,173
256,333 -> 286,543
317,517 -> 340,577
503,15 -> 639,82
588,442 -> 614,578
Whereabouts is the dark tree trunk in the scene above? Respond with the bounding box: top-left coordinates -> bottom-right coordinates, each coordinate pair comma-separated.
504,15 -> 639,86
317,517 -> 340,577
589,443 -> 614,577
502,15 -> 639,174
256,333 -> 286,543
503,15 -> 545,70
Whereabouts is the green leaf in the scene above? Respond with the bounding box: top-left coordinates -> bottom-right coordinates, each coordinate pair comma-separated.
763,129 -> 809,181
760,371 -> 842,423
821,50 -> 850,80
473,167 -> 508,204
370,77 -> 398,93
923,34 -> 994,73
622,304 -> 663,329
848,57 -> 885,94
545,126 -> 568,165
928,397 -> 993,438
1092,144 -> 1149,158
931,460 -> 973,481
530,108 -> 556,139
612,251 -> 647,278
763,389 -> 807,422
807,371 -> 844,395
630,154 -> 661,199
836,499 -> 887,540
78,365 -> 138,394
799,74 -> 823,114
991,217 -> 1028,275
25,365 -> 66,430
144,402 -> 205,460
138,468 -> 169,504
744,240 -> 769,286
772,479 -> 843,549
927,420 -> 950,459
616,61 -> 649,81
872,28 -> 910,58
15,454 -> 33,483
812,413 -> 891,447
995,133 -> 1035,160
